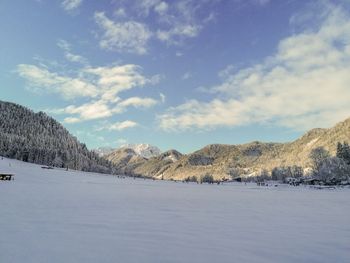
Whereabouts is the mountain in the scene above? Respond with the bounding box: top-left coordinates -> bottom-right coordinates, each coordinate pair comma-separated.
130,149 -> 183,178
106,118 -> 350,180
104,144 -> 163,175
105,148 -> 182,177
120,144 -> 162,159
93,147 -> 116,157
0,100 -> 115,174
104,148 -> 147,175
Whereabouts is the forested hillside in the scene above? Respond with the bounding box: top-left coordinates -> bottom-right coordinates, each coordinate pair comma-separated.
107,118 -> 350,181
0,100 -> 115,174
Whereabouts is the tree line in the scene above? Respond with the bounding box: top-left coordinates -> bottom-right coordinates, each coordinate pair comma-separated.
0,101 -> 115,174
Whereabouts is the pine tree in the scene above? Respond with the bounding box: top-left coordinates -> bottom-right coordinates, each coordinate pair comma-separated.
336,142 -> 350,165
0,100 -> 116,174
336,142 -> 344,159
342,142 -> 350,165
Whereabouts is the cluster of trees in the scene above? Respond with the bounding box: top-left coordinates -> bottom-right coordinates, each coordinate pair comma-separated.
309,143 -> 350,185
235,142 -> 350,185
183,173 -> 215,184
0,101 -> 115,174
200,173 -> 215,184
336,142 -> 350,164
242,166 -> 304,183
184,176 -> 198,183
271,166 -> 303,182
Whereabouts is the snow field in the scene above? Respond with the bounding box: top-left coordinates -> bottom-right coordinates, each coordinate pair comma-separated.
1,157 -> 349,263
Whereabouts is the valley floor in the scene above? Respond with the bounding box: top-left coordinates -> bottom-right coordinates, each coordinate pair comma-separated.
0,157 -> 349,263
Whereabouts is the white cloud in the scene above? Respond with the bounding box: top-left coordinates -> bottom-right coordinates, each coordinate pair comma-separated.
18,60 -> 161,123
63,100 -> 113,123
94,12 -> 152,54
153,0 -> 205,44
218,64 -> 235,80
18,62 -> 157,103
64,117 -> 81,124
62,0 -> 83,11
118,97 -> 158,108
100,120 -> 139,131
95,0 -> 218,52
134,0 -> 162,17
60,96 -> 158,123
84,64 -> 152,102
154,2 -> 168,15
57,39 -> 88,65
96,0 -> 275,53
65,52 -> 88,64
57,39 -> 71,50
17,64 -> 98,99
158,2 -> 350,131
156,24 -> 200,44
114,8 -> 127,18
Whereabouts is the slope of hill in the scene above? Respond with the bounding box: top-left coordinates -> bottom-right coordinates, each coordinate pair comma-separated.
106,118 -> 350,180
131,149 -> 183,178
0,100 -> 114,174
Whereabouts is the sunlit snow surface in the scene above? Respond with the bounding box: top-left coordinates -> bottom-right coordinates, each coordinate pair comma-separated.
1,157 -> 349,263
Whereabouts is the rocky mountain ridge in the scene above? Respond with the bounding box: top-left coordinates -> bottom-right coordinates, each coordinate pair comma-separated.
120,144 -> 162,159
106,118 -> 350,180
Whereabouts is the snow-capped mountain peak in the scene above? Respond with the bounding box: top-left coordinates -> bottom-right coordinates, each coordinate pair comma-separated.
93,147 -> 116,157
120,144 -> 161,159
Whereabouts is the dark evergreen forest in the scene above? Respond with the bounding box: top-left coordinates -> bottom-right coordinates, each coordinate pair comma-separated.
0,100 -> 115,174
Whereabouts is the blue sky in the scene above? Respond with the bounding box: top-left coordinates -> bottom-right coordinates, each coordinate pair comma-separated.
1,0 -> 350,153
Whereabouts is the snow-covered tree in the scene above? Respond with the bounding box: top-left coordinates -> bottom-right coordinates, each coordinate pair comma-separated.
0,100 -> 116,174
317,157 -> 350,184
309,147 -> 330,174
336,142 -> 350,165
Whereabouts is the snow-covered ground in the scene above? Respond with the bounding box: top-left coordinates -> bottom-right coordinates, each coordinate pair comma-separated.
1,157 -> 349,263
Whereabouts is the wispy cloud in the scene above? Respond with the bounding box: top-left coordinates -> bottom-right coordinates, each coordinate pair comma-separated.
94,0 -> 219,54
57,39 -> 88,65
160,93 -> 166,103
17,56 -> 161,123
181,72 -> 191,80
61,0 -> 83,11
154,1 -> 169,15
17,64 -> 98,99
98,120 -> 139,131
94,12 -> 152,54
158,2 -> 350,131
133,0 -> 163,17
152,0 -> 207,45
63,100 -> 113,123
61,96 -> 158,123
18,62 -> 156,102
118,97 -> 158,108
